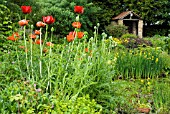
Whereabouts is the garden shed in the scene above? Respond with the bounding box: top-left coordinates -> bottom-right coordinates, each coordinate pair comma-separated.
112,11 -> 143,38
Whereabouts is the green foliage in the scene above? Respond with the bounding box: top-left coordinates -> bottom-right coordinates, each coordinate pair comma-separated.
53,95 -> 102,113
145,35 -> 170,54
153,79 -> 170,113
93,0 -> 170,27
36,0 -> 100,38
0,80 -> 102,113
121,33 -> 137,39
163,36 -> 170,54
0,4 -> 13,36
144,27 -> 169,37
114,47 -> 166,79
122,38 -> 152,48
108,79 -> 170,113
105,24 -> 128,38
92,0 -> 122,29
0,22 -> 115,113
1,0 -> 43,29
1,1 -> 170,113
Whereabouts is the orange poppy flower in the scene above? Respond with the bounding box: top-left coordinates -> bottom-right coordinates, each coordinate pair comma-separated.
69,31 -> 76,37
19,46 -> 25,49
77,32 -> 84,39
46,42 -> 54,47
7,36 -> 17,41
18,20 -> 29,26
72,22 -> 81,28
34,30 -> 40,35
66,34 -> 74,42
29,34 -> 37,39
85,48 -> 88,53
36,21 -> 46,27
12,32 -> 20,38
36,39 -> 43,44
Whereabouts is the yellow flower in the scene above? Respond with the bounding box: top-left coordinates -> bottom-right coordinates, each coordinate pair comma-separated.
107,60 -> 112,65
155,58 -> 158,63
139,52 -> 142,56
147,82 -> 151,85
141,80 -> 144,83
152,56 -> 154,59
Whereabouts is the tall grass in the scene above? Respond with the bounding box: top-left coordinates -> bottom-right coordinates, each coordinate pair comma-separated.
114,47 -> 166,79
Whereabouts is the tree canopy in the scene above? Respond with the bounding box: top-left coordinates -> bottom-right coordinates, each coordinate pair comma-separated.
93,0 -> 170,26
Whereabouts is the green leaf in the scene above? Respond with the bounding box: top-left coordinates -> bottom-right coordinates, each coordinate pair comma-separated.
3,21 -> 9,24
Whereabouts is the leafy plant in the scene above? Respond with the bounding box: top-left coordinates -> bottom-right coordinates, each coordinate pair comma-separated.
121,33 -> 137,39
36,0 -> 101,38
114,47 -> 166,79
105,24 -> 128,38
122,38 -> 152,48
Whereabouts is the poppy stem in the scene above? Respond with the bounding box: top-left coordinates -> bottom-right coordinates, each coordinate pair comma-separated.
23,25 -> 30,79
30,25 -> 34,81
16,45 -> 23,77
39,28 -> 42,78
47,27 -> 54,92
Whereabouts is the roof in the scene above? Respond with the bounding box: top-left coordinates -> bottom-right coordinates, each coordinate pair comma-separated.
112,11 -> 142,20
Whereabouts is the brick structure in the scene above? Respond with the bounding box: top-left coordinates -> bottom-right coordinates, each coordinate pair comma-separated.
112,11 -> 143,38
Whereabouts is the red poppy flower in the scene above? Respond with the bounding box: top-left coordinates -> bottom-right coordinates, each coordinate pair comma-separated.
77,32 -> 84,39
43,16 -> 55,24
72,22 -> 81,28
7,36 -> 16,41
46,42 -> 54,47
29,34 -> 37,39
36,39 -> 43,45
66,34 -> 74,42
74,6 -> 84,14
36,21 -> 46,27
18,20 -> 29,26
34,30 -> 40,35
21,6 -> 32,14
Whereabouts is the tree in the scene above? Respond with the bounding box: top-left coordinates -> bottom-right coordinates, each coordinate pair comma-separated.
93,0 -> 170,27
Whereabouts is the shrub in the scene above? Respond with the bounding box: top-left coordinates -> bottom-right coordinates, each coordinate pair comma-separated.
144,26 -> 169,37
121,33 -> 137,39
36,0 -> 101,38
145,35 -> 170,54
105,24 -> 128,38
122,38 -> 152,48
